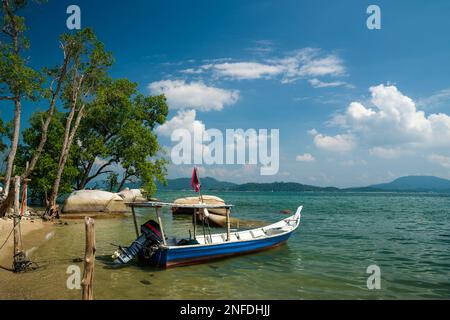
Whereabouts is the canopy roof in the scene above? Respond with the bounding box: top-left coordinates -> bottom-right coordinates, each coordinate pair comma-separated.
126,201 -> 233,209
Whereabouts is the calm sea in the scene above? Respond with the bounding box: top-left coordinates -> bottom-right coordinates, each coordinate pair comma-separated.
1,191 -> 449,299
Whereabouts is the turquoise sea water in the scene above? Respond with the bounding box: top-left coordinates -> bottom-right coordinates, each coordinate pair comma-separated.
1,191 -> 449,299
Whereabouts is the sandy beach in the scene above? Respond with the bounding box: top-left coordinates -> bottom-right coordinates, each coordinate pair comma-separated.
0,217 -> 53,269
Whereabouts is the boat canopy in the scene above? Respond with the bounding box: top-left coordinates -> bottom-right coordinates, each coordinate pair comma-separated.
126,201 -> 233,209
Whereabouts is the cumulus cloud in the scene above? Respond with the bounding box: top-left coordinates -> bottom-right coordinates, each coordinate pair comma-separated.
148,80 -> 239,111
311,84 -> 450,169
156,109 -> 211,162
296,153 -> 316,162
156,109 -> 206,138
332,84 -> 450,148
311,132 -> 356,152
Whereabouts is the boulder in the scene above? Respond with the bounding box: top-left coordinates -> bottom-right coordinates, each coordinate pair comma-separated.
117,188 -> 147,203
62,190 -> 127,213
172,195 -> 227,216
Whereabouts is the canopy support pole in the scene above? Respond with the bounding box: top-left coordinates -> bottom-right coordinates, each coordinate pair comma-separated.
193,209 -> 197,240
131,206 -> 139,237
156,207 -> 167,246
226,208 -> 231,241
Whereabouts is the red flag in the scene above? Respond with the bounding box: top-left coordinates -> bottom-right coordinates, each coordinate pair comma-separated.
191,167 -> 200,192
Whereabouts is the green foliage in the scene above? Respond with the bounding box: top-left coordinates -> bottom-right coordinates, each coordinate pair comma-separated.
0,114 -> 6,152
0,0 -> 43,101
16,110 -> 79,203
75,78 -> 169,194
59,28 -> 114,107
106,172 -> 118,192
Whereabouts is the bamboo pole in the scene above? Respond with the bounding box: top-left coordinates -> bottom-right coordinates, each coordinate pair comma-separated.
21,162 -> 28,216
131,206 -> 139,237
81,217 -> 95,300
13,176 -> 21,259
155,207 -> 166,245
193,208 -> 197,239
226,208 -> 231,241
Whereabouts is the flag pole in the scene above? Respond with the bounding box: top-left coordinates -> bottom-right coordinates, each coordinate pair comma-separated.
196,167 -> 204,203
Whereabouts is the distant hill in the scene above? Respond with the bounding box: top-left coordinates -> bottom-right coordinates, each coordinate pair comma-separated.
107,175 -> 450,193
159,177 -> 237,191
232,182 -> 339,192
159,177 -> 338,192
367,175 -> 450,192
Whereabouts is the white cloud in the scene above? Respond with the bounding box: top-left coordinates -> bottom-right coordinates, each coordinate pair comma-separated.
308,78 -> 351,88
148,80 -> 239,111
296,153 -> 315,162
417,88 -> 450,110
341,159 -> 368,166
298,55 -> 345,77
331,84 -> 450,149
307,128 -> 318,136
275,48 -> 346,83
369,147 -> 404,159
156,109 -> 205,138
156,109 -> 211,161
205,62 -> 283,80
182,48 -> 347,85
428,154 -> 450,168
312,132 -> 356,153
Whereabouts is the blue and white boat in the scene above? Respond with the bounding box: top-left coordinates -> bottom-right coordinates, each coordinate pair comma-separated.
112,201 -> 302,268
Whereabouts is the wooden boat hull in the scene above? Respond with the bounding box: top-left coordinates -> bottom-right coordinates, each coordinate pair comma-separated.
142,229 -> 294,268
128,205 -> 302,269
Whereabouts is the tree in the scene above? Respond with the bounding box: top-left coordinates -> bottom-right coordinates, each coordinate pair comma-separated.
106,172 -> 118,192
74,78 -> 168,194
20,34 -> 75,180
0,0 -> 42,196
0,114 -> 6,153
46,28 -> 113,215
16,110 -> 79,204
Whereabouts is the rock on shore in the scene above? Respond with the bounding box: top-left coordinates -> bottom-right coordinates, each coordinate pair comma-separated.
62,188 -> 146,214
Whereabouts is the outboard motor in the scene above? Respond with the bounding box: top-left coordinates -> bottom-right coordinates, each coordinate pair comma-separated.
112,220 -> 163,265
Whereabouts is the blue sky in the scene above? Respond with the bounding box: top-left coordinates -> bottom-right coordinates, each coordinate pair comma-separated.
2,0 -> 450,187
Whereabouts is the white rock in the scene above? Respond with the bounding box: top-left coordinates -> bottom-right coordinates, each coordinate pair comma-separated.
62,190 -> 127,213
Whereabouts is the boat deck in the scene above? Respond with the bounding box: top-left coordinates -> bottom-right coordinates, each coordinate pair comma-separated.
170,211 -> 301,246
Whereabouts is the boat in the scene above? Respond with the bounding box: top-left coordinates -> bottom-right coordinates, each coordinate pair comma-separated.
111,201 -> 302,268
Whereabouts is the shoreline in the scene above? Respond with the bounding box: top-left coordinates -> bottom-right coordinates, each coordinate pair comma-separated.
0,217 -> 53,269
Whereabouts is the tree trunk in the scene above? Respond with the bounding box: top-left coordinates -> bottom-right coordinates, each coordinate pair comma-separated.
3,100 -> 21,196
47,104 -> 85,212
77,159 -> 95,190
22,57 -> 69,180
1,0 -> 20,196
78,159 -> 114,190
117,171 -> 130,192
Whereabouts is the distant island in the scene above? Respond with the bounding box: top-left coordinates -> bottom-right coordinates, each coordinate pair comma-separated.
157,175 -> 450,193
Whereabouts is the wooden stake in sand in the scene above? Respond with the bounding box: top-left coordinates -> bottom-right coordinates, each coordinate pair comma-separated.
81,217 -> 95,300
13,176 -> 22,263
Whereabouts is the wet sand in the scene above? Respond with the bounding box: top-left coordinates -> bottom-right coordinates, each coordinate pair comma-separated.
0,218 -> 53,270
